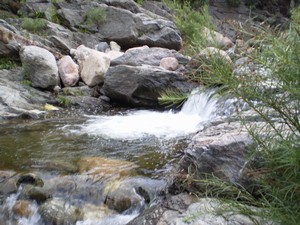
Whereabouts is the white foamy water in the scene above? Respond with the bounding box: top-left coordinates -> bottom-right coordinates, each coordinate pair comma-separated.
79,89 -> 217,139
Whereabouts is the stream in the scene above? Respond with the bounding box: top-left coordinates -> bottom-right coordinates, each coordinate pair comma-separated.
0,90 -> 219,225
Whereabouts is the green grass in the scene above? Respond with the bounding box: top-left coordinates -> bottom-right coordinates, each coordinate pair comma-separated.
21,18 -> 48,33
162,1 -> 300,224
163,0 -> 213,55
57,95 -> 73,107
0,58 -> 18,70
84,8 -> 106,28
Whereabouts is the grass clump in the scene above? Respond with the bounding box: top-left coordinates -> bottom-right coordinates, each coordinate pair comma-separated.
0,58 -> 18,70
84,8 -> 106,28
57,95 -> 73,107
21,18 -> 48,33
163,0 -> 213,55
185,6 -> 300,225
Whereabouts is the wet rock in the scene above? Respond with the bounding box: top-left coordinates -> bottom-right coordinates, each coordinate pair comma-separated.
111,47 -> 189,67
58,55 -> 79,87
17,173 -> 44,187
104,177 -> 167,213
13,200 -> 34,217
0,171 -> 18,196
78,156 -> 138,181
19,46 -> 59,90
21,185 -> 51,203
160,57 -> 179,71
104,180 -> 143,213
102,64 -> 193,107
80,50 -> 111,87
40,198 -> 83,225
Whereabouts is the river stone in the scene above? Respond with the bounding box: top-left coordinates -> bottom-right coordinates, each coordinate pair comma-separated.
20,185 -> 51,203
104,180 -> 143,213
160,57 -> 179,71
40,198 -> 83,225
57,55 -> 79,87
102,64 -> 193,107
111,47 -> 189,67
20,46 -> 59,90
17,173 -> 44,187
13,200 -> 34,217
110,41 -> 121,51
80,50 -> 111,87
77,156 -> 138,182
96,42 -> 110,52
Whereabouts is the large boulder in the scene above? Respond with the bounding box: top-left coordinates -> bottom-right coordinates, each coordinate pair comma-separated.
20,46 -> 59,90
0,69 -> 53,120
102,64 -> 194,107
80,50 -> 111,87
111,46 -> 189,67
55,1 -> 182,50
178,120 -> 254,191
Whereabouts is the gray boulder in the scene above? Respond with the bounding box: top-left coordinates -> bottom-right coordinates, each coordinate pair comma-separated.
102,64 -> 193,107
178,121 -> 254,189
111,46 -> 189,67
55,1 -> 182,50
20,46 -> 59,90
0,68 -> 53,120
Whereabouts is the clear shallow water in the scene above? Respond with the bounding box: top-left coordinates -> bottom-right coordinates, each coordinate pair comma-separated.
0,89 -> 218,224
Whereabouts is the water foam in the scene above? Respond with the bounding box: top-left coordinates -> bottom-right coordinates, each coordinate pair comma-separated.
80,89 -> 217,140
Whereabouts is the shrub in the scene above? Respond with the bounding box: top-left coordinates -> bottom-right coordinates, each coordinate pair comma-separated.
84,8 -> 106,28
163,0 -> 213,55
21,18 -> 48,33
0,58 -> 17,70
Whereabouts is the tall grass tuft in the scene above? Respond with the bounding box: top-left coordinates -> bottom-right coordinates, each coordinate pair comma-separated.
189,6 -> 300,225
21,18 -> 48,33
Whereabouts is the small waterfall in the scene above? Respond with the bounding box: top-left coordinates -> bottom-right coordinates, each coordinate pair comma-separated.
78,89 -> 218,139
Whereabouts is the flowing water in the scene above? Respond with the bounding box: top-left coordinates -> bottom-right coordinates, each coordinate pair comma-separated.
0,89 -> 219,225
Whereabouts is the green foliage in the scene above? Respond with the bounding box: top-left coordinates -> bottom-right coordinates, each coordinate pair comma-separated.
0,58 -> 17,70
163,0 -> 213,55
158,89 -> 188,108
21,18 -> 48,33
57,95 -> 73,107
84,8 -> 106,28
186,6 -> 300,225
21,80 -> 32,86
134,0 -> 145,5
0,10 -> 18,19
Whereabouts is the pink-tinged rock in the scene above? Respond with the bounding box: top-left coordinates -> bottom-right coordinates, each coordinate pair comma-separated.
160,57 -> 179,71
58,55 -> 79,87
203,27 -> 234,50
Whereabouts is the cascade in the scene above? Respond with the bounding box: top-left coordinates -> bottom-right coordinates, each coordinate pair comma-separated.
79,89 -> 218,140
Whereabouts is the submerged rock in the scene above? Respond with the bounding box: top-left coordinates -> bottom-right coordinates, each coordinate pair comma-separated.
40,198 -> 83,225
78,156 -> 138,181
